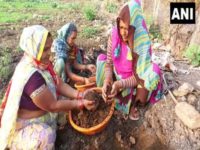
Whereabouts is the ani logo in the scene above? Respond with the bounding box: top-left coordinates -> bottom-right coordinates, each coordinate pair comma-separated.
170,2 -> 195,24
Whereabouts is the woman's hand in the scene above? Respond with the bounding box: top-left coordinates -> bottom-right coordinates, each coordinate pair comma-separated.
84,77 -> 90,84
109,81 -> 121,99
86,64 -> 96,74
102,80 -> 112,103
82,99 -> 95,110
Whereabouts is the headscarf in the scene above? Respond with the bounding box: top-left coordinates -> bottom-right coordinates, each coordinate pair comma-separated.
57,22 -> 77,41
115,0 -> 159,91
53,23 -> 78,61
0,25 -> 57,149
20,25 -> 49,61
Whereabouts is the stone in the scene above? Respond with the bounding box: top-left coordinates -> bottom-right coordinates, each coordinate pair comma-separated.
196,81 -> 200,87
187,94 -> 197,105
177,96 -> 187,102
173,89 -> 187,97
174,83 -> 194,97
175,102 -> 200,129
115,131 -> 122,143
129,136 -> 136,145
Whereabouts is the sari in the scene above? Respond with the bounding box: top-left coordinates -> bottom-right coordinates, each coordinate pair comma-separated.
96,0 -> 162,114
0,25 -> 57,149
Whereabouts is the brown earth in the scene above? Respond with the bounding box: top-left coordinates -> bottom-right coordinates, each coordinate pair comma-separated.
72,91 -> 112,128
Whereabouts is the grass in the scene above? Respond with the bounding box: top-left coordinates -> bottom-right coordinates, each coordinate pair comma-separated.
0,48 -> 12,83
149,23 -> 163,40
83,4 -> 97,21
106,3 -> 117,13
184,44 -> 200,66
80,26 -> 99,38
0,0 -> 81,23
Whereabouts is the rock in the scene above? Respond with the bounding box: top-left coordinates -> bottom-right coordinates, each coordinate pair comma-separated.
95,37 -> 100,42
173,89 -> 187,97
129,136 -> 136,145
179,82 -> 194,92
187,94 -> 197,105
196,81 -> 200,87
174,83 -> 194,97
145,99 -> 200,150
177,96 -> 187,102
115,131 -> 122,143
197,100 -> 200,112
94,138 -> 99,149
175,102 -> 200,130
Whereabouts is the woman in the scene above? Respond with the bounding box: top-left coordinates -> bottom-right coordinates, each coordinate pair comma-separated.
0,25 -> 94,149
96,0 -> 162,120
52,23 -> 96,84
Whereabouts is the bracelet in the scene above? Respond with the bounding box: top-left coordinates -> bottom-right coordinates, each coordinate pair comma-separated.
78,100 -> 84,110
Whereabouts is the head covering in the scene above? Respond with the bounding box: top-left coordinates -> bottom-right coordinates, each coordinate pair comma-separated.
117,3 -> 135,50
53,23 -> 77,61
20,25 -> 49,61
57,22 -> 77,41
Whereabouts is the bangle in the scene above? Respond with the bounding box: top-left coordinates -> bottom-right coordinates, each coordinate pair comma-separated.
78,100 -> 84,110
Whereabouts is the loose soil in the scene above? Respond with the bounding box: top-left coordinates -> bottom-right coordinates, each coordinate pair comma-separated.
72,91 -> 111,128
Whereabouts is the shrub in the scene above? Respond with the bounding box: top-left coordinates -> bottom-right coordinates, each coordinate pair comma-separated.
106,3 -> 117,13
83,5 -> 96,21
81,27 -> 98,38
0,50 -> 12,83
185,45 -> 200,66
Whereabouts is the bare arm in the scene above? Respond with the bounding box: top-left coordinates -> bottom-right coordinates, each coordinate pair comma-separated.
32,86 -> 80,113
73,61 -> 86,70
65,62 -> 86,83
73,60 -> 96,74
56,77 -> 79,99
105,35 -> 113,82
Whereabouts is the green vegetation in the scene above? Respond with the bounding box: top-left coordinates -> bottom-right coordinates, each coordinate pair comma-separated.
0,48 -> 12,83
149,24 -> 163,40
0,0 -> 81,23
106,3 -> 117,13
80,26 -> 99,38
83,5 -> 96,21
185,45 -> 200,66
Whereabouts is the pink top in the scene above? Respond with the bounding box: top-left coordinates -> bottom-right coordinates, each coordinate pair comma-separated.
105,27 -> 137,88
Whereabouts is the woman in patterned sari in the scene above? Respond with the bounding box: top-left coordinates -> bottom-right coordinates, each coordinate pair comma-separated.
96,0 -> 163,120
52,23 -> 96,84
0,25 -> 94,150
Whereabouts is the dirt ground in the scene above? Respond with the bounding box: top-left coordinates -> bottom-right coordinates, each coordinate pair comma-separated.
56,105 -> 169,150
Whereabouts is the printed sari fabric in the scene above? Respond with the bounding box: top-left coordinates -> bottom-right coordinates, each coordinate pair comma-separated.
0,25 -> 57,149
96,0 -> 162,114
